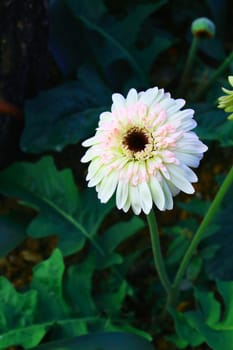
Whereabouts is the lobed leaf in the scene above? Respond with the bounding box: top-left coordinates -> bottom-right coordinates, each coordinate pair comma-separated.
0,156 -> 113,256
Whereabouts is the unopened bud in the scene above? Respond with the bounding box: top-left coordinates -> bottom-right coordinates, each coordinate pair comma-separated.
191,17 -> 215,39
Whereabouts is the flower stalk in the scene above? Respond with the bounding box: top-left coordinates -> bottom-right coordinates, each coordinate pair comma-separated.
178,36 -> 200,96
170,165 -> 233,305
146,210 -> 171,295
193,50 -> 233,101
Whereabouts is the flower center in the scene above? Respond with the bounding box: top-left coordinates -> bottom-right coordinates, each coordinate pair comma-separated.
121,126 -> 153,160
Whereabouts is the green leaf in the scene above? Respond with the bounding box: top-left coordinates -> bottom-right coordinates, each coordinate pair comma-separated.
48,318 -> 89,340
0,323 -> 50,350
21,79 -> 110,153
74,14 -> 148,85
136,35 -> 175,75
0,277 -> 37,331
0,277 -> 47,349
195,106 -> 233,147
95,280 -> 129,317
108,2 -> 168,49
94,217 -> 145,269
31,249 -> 69,322
186,255 -> 203,281
173,280 -> 233,350
0,214 -> 27,256
67,0 -> 169,85
0,156 -> 113,256
32,331 -> 155,350
205,187 -> 233,279
215,280 -> 233,329
65,255 -> 97,316
169,308 -> 205,347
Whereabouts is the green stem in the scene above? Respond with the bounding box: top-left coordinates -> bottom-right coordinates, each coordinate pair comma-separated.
171,166 -> 233,304
177,36 -> 200,96
193,50 -> 233,101
146,210 -> 171,294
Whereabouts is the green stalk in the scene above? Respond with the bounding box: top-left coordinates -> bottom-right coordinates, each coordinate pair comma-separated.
193,50 -> 233,101
171,166 -> 233,305
177,36 -> 200,96
146,210 -> 171,295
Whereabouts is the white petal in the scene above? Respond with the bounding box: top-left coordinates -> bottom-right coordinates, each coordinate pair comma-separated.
177,119 -> 197,132
82,136 -> 98,147
99,111 -> 112,122
168,165 -> 194,194
116,181 -> 129,209
139,87 -> 158,106
174,151 -> 202,167
112,93 -> 126,109
181,164 -> 198,182
129,185 -> 142,215
167,99 -> 186,114
126,88 -> 138,105
169,109 -> 194,123
138,182 -> 153,214
122,196 -> 131,213
86,158 -> 102,180
167,181 -> 180,196
161,179 -> 173,210
81,148 -> 96,163
149,176 -> 165,211
97,172 -> 118,203
88,166 -> 108,187
177,132 -> 208,154
153,88 -> 164,103
159,97 -> 175,110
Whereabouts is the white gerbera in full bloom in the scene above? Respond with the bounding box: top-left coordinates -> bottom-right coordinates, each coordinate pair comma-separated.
81,87 -> 208,215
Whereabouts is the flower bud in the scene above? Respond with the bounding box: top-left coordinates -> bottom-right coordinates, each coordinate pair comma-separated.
191,17 -> 216,39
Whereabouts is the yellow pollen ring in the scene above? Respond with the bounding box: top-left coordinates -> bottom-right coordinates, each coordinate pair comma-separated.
121,126 -> 154,160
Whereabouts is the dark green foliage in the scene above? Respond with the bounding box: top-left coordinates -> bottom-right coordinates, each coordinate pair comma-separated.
32,331 -> 154,350
0,214 -> 27,256
0,156 -> 114,256
171,280 -> 233,350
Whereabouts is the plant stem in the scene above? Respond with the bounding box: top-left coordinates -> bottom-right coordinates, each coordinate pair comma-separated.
146,210 -> 171,295
193,50 -> 233,101
177,36 -> 200,96
171,166 -> 233,304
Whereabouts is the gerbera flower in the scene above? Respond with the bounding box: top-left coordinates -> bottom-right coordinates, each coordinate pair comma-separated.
218,76 -> 233,120
81,87 -> 207,215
